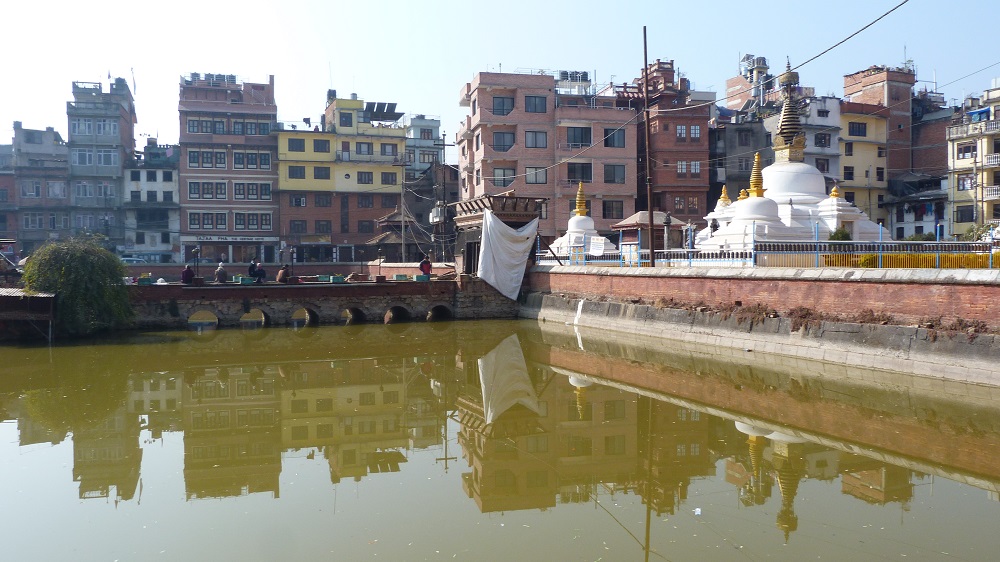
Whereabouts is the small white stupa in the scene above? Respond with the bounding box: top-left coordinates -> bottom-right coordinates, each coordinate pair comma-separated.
549,182 -> 617,256
698,62 -> 889,251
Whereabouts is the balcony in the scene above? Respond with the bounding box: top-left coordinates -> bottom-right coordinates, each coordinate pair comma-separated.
557,142 -> 592,150
489,144 -> 513,153
985,153 -> 1000,168
947,119 -> 1000,140
982,185 -> 1000,201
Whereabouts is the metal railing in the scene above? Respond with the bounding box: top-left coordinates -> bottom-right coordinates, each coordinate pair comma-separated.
536,238 -> 998,269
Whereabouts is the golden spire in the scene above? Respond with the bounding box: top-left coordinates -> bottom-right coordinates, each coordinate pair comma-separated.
575,181 -> 588,216
738,189 -> 749,201
719,185 -> 731,205
575,385 -> 588,419
748,152 -> 765,197
772,59 -> 806,163
829,184 -> 840,198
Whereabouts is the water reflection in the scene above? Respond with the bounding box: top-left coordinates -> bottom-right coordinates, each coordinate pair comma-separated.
1,320 -> 999,559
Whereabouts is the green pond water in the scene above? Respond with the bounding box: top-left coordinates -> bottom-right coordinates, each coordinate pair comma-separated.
1,319 -> 998,561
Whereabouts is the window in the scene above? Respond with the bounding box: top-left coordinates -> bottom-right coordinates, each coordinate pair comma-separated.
877,146 -> 886,158
381,194 -> 396,208
677,161 -> 688,176
215,213 -> 226,229
737,130 -> 751,146
47,181 -> 66,198
691,161 -> 701,177
957,144 -> 976,159
492,131 -> 514,152
74,181 -> 94,197
957,174 -> 974,191
187,181 -> 200,199
380,143 -> 397,156
843,166 -> 855,181
340,111 -> 353,127
358,194 -> 373,208
475,168 -> 481,185
419,151 -> 436,163
525,95 -> 546,113
567,162 -> 592,183
215,152 -> 226,168
21,181 -> 41,198
72,148 -> 93,166
259,153 -> 271,170
604,400 -> 626,421
817,109 -> 830,117
186,119 -> 199,133
492,96 -> 514,115
358,220 -> 374,233
814,133 -> 831,147
525,167 -> 547,184
525,131 -> 547,148
474,133 -> 481,151
290,194 -> 307,207
492,168 -> 515,187
290,220 -> 307,234
566,127 -> 592,147
199,120 -> 213,134
233,152 -> 244,169
876,167 -> 885,181
288,166 -> 306,179
214,120 -> 225,134
848,122 -> 867,137
419,128 -> 433,140
23,212 -> 44,229
188,213 -> 201,230
315,220 -> 332,234
844,142 -> 853,156
956,204 -> 974,223
815,158 -> 829,173
605,435 -> 626,455
603,128 -> 625,148
471,99 -> 477,115
358,171 -> 373,184
130,170 -> 141,181
602,200 -> 623,220
844,191 -> 855,204
314,166 -> 331,180
568,436 -> 592,457
381,172 -> 397,185
246,153 -> 257,169
676,125 -> 687,141
96,181 -> 114,198
604,164 -> 625,184
232,121 -> 243,135
313,139 -> 330,152
687,196 -> 699,214
315,193 -> 332,207
356,142 -> 373,155
691,125 -> 702,140
738,157 -> 752,172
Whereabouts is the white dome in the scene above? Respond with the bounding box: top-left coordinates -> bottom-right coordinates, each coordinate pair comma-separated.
733,196 -> 780,221
762,161 -> 827,201
567,214 -> 595,232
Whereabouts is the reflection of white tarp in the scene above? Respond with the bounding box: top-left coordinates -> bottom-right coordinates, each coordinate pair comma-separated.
478,334 -> 540,424
477,210 -> 538,300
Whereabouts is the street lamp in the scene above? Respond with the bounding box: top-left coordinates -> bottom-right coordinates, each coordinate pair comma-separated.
191,247 -> 201,278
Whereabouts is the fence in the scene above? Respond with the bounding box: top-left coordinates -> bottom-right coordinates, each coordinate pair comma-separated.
536,237 -> 997,269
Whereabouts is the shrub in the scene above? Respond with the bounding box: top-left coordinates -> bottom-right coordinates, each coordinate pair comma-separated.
21,236 -> 132,336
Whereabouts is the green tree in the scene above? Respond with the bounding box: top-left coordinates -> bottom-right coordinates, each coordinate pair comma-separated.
21,236 -> 132,336
829,226 -> 852,241
962,223 -> 994,242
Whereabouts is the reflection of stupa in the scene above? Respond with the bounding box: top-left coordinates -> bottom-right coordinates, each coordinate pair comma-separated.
549,183 -> 617,256
771,440 -> 807,543
697,63 -> 889,249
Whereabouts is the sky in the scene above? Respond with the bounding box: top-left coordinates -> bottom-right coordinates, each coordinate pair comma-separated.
4,0 -> 996,163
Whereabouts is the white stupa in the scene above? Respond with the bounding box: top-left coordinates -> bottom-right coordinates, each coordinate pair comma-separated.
549,182 -> 617,256
698,63 -> 889,251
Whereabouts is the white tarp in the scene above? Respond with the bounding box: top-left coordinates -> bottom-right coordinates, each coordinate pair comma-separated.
477,210 -> 538,300
478,334 -> 540,424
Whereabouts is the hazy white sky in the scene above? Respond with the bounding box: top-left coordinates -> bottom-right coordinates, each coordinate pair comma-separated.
4,0 -> 994,161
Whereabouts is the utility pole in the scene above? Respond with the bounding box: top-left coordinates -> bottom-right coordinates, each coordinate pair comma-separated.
642,26 -> 655,267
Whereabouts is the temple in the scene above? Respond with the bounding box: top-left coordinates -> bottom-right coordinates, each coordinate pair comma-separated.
697,63 -> 889,250
548,183 -> 617,256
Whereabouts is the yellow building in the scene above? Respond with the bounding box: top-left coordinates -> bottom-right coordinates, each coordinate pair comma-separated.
274,92 -> 408,261
946,83 -> 1000,237
839,101 -> 889,225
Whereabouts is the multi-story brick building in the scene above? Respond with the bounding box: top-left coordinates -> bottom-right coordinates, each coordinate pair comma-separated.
624,59 -> 714,227
66,78 -> 136,251
178,73 -> 278,264
456,70 -> 638,241
843,65 -> 916,183
124,139 -> 180,263
11,122 -> 70,254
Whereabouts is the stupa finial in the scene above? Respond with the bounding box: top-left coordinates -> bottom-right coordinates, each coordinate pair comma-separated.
738,189 -> 749,201
748,153 -> 765,197
719,185 -> 731,205
575,182 -> 588,216
830,184 -> 840,198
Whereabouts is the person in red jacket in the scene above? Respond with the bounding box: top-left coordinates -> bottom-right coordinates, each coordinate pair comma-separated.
180,265 -> 195,285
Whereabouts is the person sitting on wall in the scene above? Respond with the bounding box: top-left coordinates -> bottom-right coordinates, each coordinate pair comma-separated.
215,262 -> 228,284
248,261 -> 257,279
276,264 -> 290,284
181,265 -> 195,285
419,254 -> 432,276
254,262 -> 267,284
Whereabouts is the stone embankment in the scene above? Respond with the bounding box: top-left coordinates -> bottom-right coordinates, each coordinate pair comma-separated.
520,268 -> 1000,382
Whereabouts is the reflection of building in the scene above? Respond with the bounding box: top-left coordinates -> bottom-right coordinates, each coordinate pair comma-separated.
127,372 -> 183,438
637,397 -> 715,516
841,464 -> 914,506
277,358 -> 410,484
72,404 -> 142,501
182,366 -> 281,499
